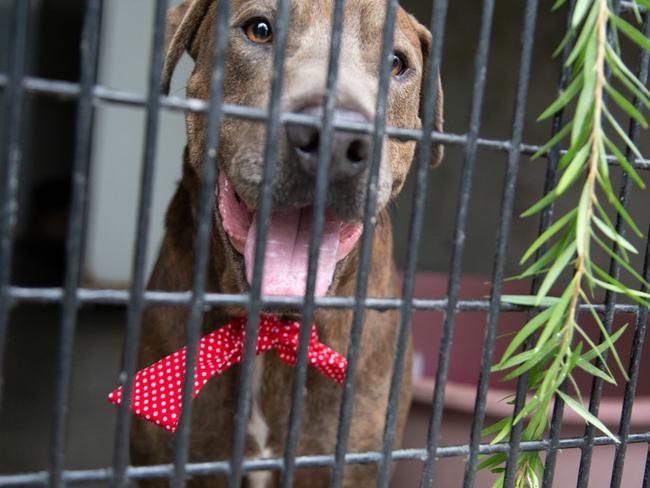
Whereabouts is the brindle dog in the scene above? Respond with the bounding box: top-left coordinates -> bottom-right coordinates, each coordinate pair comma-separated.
131,1 -> 443,486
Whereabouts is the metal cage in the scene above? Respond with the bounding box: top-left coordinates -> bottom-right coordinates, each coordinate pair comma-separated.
0,0 -> 649,487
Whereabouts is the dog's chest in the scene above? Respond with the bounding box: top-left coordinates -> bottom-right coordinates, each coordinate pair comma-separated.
245,356 -> 273,487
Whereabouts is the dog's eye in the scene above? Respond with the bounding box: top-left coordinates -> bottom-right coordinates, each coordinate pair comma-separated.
244,18 -> 273,44
391,53 -> 408,77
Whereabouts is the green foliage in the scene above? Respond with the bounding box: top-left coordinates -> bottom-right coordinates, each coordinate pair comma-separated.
480,1 -> 650,486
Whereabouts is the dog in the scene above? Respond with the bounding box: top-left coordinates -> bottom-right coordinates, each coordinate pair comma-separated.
130,0 -> 443,486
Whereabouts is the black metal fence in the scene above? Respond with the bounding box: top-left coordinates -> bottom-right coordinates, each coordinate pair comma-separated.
0,0 -> 649,487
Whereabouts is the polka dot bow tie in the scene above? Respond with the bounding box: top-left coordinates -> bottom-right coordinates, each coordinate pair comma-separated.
108,315 -> 347,432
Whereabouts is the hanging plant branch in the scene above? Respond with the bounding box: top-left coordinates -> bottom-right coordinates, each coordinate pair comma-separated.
481,1 -> 650,486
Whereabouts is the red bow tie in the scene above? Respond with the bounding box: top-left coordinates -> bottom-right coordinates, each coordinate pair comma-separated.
108,315 -> 347,432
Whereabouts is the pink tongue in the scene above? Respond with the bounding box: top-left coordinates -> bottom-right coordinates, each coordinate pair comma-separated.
244,208 -> 342,297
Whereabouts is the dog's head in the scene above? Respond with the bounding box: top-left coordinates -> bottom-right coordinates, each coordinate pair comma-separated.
164,0 -> 443,298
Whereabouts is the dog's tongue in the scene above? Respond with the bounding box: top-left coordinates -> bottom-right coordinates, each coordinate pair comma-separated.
244,208 -> 342,297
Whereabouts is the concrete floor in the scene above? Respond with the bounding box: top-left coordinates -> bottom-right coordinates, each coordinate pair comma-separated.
0,305 -> 124,474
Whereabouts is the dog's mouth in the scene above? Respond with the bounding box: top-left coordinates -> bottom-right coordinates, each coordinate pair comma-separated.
217,173 -> 363,297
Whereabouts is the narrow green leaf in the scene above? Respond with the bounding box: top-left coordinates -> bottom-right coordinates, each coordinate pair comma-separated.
576,185 -> 591,256
515,235 -> 573,280
598,178 -> 643,237
482,416 -> 513,437
501,295 -> 561,307
545,325 -> 577,397
572,0 -> 593,27
576,356 -> 616,383
552,0 -> 569,10
536,285 -> 573,349
610,14 -> 650,52
590,265 -> 650,306
521,210 -> 577,264
603,136 -> 646,190
513,396 -> 541,425
478,453 -> 507,471
567,5 -> 599,65
593,205 -> 628,262
583,324 -> 628,361
554,27 -> 577,58
537,242 -> 577,303
610,66 -> 650,111
557,144 -> 590,194
502,339 -> 560,382
493,348 -> 539,372
572,37 -> 597,144
605,44 -> 650,98
596,173 -> 644,237
604,106 -> 643,160
604,84 -> 648,128
532,119 -> 573,159
538,72 -> 584,121
568,372 -> 585,405
557,390 -> 620,441
593,233 -> 650,288
573,314 -> 617,381
593,215 -> 639,254
499,307 -> 555,364
558,114 -> 593,170
631,0 -> 643,23
521,190 -> 560,218
597,136 -> 610,183
491,419 -> 514,445
581,292 -> 630,382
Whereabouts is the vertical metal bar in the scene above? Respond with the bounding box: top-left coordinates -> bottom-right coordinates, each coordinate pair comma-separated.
49,1 -> 103,486
329,1 -> 400,486
461,2 -> 538,487
111,0 -> 168,486
227,0 -> 291,486
610,223 -> 650,488
503,2 -> 576,485
642,444 -> 650,488
576,3 -> 642,485
0,0 -> 29,408
279,0 -> 346,486
541,382 -> 567,488
609,19 -> 650,488
170,1 -> 230,487
374,1 -> 448,486
418,0 -> 497,485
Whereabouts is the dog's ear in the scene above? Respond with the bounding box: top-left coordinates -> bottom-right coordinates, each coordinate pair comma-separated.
162,0 -> 213,95
414,22 -> 444,168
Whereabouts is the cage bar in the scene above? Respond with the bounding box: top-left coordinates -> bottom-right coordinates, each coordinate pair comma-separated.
0,0 -> 30,409
279,0 -> 347,486
48,2 -> 103,486
226,0 -> 291,486
170,1 -> 231,486
502,0 -> 575,483
329,0 -> 401,485
374,0 -> 448,485
0,0 -> 648,487
461,0 -> 539,485
111,1 -> 169,486
418,0 -> 496,485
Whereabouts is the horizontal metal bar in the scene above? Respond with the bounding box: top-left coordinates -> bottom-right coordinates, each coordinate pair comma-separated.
0,73 -> 649,170
0,432 -> 648,487
7,286 -> 648,314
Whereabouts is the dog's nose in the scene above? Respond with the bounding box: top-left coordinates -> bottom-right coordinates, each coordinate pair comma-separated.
287,107 -> 371,181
